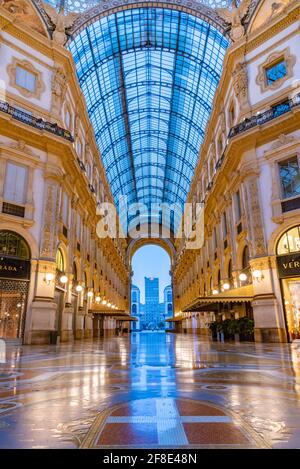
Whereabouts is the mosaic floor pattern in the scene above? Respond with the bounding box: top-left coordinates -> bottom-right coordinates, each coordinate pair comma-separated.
0,332 -> 300,448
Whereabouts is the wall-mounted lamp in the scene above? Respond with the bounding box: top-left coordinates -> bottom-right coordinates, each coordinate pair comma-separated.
212,289 -> 219,295
107,302 -> 111,307
60,275 -> 68,284
252,269 -> 264,281
223,282 -> 230,290
102,299 -> 107,305
239,273 -> 247,282
44,271 -> 54,285
87,291 -> 93,298
76,284 -> 83,293
95,296 -> 101,303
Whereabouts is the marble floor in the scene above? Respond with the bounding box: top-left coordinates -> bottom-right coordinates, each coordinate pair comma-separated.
0,332 -> 300,448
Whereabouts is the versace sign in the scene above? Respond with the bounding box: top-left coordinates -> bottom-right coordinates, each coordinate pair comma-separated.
276,253 -> 300,279
0,257 -> 30,280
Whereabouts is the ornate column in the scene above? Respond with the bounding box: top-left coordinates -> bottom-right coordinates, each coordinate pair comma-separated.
242,169 -> 287,342
29,174 -> 61,344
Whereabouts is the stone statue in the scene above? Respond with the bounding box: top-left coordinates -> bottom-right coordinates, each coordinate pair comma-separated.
217,0 -> 251,42
43,3 -> 78,46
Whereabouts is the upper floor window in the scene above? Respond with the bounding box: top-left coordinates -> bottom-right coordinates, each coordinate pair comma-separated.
15,66 -> 36,93
265,59 -> 287,86
228,102 -> 235,126
4,162 -> 27,205
222,211 -> 228,238
8,58 -> 45,99
61,192 -> 69,226
234,190 -> 242,222
256,48 -> 296,93
279,156 -> 300,199
65,108 -> 71,130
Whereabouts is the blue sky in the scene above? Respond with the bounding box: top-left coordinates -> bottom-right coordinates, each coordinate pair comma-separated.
131,245 -> 171,303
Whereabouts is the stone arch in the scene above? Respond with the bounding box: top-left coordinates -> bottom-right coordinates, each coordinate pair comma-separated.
56,241 -> 69,273
236,238 -> 250,271
0,222 -> 38,259
126,237 -> 175,267
268,218 -> 300,256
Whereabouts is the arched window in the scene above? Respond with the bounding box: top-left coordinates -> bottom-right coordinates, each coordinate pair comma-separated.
277,225 -> 300,255
0,231 -> 30,259
73,262 -> 77,282
228,259 -> 233,284
242,246 -> 249,269
56,248 -> 64,273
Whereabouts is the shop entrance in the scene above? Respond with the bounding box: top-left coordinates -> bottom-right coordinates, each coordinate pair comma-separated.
277,225 -> 300,341
0,231 -> 31,340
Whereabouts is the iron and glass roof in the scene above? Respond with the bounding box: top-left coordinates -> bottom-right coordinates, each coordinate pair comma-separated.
68,7 -> 228,230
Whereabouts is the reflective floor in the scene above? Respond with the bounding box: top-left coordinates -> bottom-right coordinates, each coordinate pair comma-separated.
0,332 -> 300,448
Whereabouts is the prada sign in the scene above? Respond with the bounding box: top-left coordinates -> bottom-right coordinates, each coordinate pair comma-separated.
277,253 -> 300,279
0,257 -> 30,280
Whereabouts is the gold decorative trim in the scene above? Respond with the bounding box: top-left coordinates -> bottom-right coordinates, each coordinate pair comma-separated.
7,58 -> 45,100
256,48 -> 296,93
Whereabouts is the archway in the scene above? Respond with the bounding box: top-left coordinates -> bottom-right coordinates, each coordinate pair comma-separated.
0,230 -> 31,340
130,244 -> 173,331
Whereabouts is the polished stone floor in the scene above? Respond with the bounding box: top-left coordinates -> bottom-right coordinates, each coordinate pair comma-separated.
0,332 -> 300,448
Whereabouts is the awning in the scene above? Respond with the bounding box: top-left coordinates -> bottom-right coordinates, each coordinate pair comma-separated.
114,316 -> 138,322
183,285 -> 254,312
166,316 -> 183,322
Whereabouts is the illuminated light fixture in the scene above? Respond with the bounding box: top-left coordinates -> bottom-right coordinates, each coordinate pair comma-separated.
76,285 -> 83,292
212,289 -> 219,295
107,302 -> 111,307
44,272 -> 54,285
60,275 -> 68,284
239,273 -> 247,282
16,303 -> 22,308
102,299 -> 107,305
223,282 -> 230,290
253,269 -> 263,280
95,296 -> 101,303
87,291 -> 93,298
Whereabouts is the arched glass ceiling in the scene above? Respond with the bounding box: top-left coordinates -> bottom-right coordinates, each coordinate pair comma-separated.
44,0 -> 235,14
68,8 -> 228,231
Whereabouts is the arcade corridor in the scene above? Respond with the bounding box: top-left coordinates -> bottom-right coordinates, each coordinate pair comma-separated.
0,332 -> 300,448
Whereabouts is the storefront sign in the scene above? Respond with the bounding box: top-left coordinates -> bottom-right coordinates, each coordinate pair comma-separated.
277,253 -> 300,279
0,257 -> 30,279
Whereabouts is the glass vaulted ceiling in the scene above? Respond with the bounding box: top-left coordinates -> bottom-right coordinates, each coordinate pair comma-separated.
68,8 -> 228,231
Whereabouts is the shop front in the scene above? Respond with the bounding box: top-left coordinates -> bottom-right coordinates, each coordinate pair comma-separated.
276,225 -> 300,341
0,231 -> 31,340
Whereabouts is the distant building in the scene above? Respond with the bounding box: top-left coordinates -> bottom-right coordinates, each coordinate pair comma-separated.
145,277 -> 160,328
164,285 -> 173,328
131,284 -> 141,330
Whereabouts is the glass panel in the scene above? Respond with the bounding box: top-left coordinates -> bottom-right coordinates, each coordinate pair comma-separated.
15,66 -> 36,93
279,156 -> 300,199
282,278 -> 300,339
68,7 -> 228,231
265,59 -> 287,86
0,231 -> 30,259
277,226 -> 300,255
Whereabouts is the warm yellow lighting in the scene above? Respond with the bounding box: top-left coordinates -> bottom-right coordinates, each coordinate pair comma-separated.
212,289 -> 219,295
223,282 -> 230,290
107,302 -> 111,307
45,272 -> 54,282
95,296 -> 101,303
60,275 -> 68,284
239,273 -> 247,282
76,285 -> 83,292
87,291 -> 93,298
253,269 -> 262,280
102,299 -> 107,305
